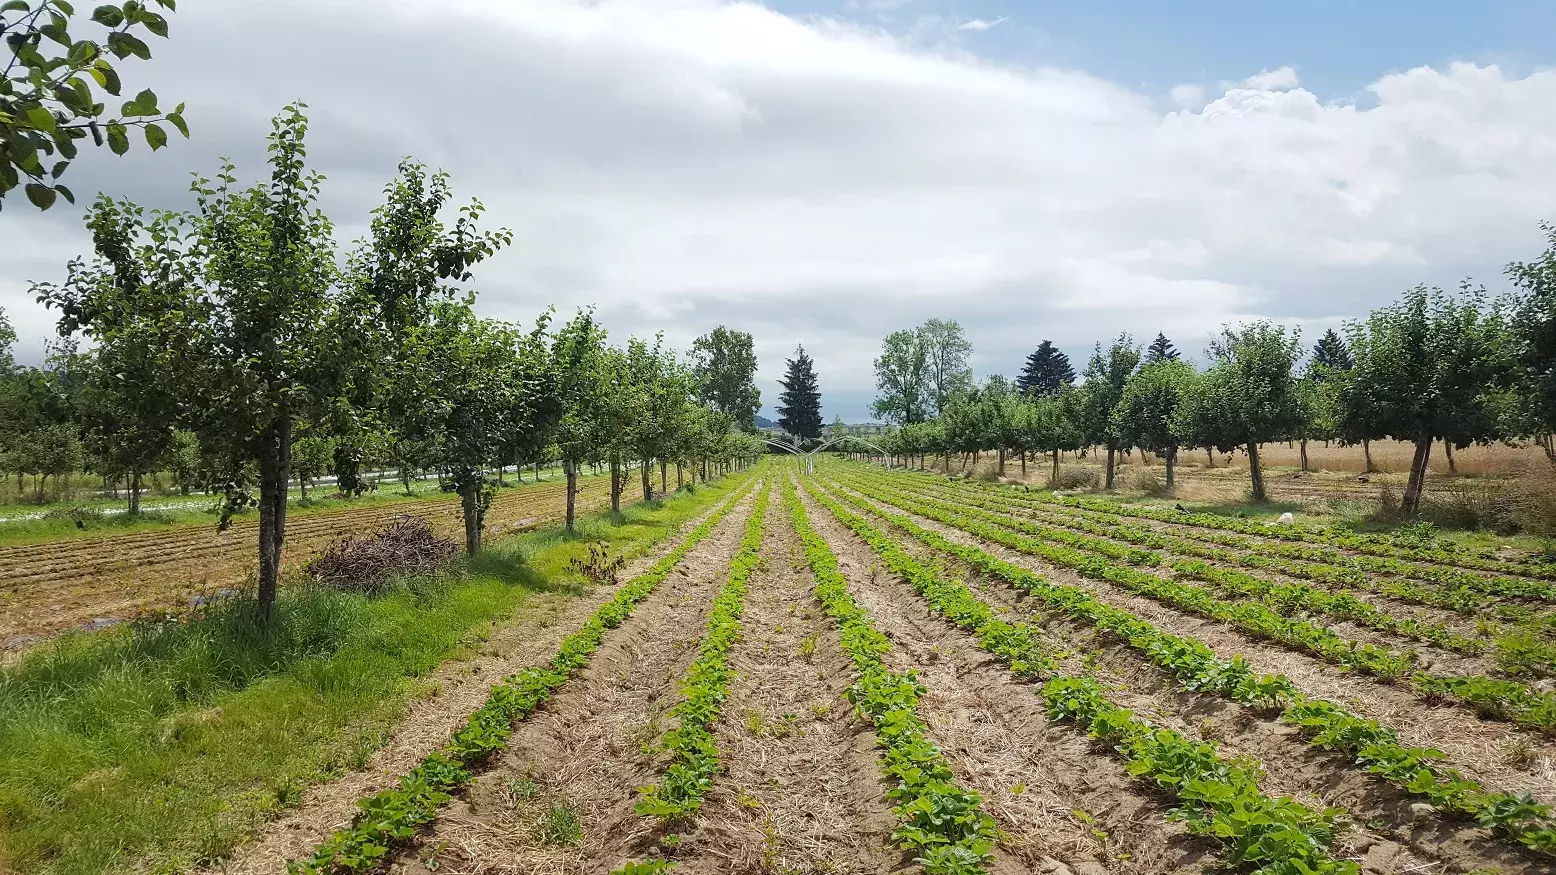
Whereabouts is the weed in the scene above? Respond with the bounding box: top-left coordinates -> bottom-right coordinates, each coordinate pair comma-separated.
534,801 -> 583,846
505,778 -> 541,807
799,635 -> 818,661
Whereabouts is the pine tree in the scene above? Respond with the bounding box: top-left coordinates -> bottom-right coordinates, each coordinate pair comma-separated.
777,344 -> 823,440
1311,329 -> 1353,373
1145,332 -> 1180,363
1016,340 -> 1075,396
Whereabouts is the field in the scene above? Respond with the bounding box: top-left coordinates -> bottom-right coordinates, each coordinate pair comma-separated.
0,472 -> 614,651
96,456 -> 1533,875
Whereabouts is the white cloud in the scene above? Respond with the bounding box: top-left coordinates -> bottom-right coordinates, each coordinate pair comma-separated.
957,16 -> 1008,32
1169,83 -> 1207,108
4,1 -> 1556,420
1241,65 -> 1301,90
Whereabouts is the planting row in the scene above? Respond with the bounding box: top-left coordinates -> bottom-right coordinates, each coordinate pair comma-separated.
289,477 -> 759,874
800,479 -> 1359,874
804,476 -> 1556,858
834,471 -> 1556,732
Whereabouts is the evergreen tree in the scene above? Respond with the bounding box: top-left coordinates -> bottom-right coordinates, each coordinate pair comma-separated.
1016,340 -> 1075,396
1145,332 -> 1180,363
1311,329 -> 1353,373
777,344 -> 823,440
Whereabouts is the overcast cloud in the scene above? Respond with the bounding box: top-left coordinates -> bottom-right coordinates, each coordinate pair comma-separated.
3,0 -> 1556,420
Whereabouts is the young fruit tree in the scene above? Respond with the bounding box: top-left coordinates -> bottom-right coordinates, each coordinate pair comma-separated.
1113,358 -> 1196,494
551,310 -> 611,531
1173,322 -> 1303,502
1081,334 -> 1141,490
1338,285 -> 1514,513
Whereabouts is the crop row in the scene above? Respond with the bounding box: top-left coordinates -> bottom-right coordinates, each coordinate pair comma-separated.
862,472 -> 1488,658
801,480 -> 1357,874
805,477 -> 1556,856
834,472 -> 1556,732
289,477 -> 758,874
886,471 -> 1556,677
633,483 -> 771,822
782,479 -> 997,873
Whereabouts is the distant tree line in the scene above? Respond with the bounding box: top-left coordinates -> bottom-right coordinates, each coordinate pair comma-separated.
871,237 -> 1556,514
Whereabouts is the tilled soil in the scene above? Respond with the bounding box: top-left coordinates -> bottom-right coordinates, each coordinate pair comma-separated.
1,478 -> 616,648
824,479 -> 1556,805
818,482 -> 1541,874
205,485 -> 748,875
668,494 -> 904,874
796,480 -> 1213,875
385,488 -> 761,875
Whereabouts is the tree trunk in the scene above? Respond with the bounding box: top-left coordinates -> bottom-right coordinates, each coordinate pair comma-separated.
1051,449 -> 1060,485
1363,439 -> 1375,474
1020,451 -> 1027,477
1247,442 -> 1266,502
128,470 -> 142,516
459,480 -> 483,556
564,459 -> 579,532
1543,435 -> 1556,463
1105,443 -> 1116,490
1205,447 -> 1214,468
677,462 -> 684,487
1403,439 -> 1432,513
1445,440 -> 1457,475
997,447 -> 1006,476
1299,439 -> 1309,473
610,456 -> 621,513
660,460 -> 668,493
642,458 -> 652,501
256,417 -> 292,620
1165,446 -> 1176,495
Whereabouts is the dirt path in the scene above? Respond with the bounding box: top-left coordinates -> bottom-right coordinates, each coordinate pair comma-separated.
670,495 -> 903,874
206,485 -> 751,875
384,488 -> 761,875
1,479 -> 614,649
824,479 -> 1556,805
796,481 -> 1212,875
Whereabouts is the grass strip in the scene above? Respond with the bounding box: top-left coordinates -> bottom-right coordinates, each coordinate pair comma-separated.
802,478 -> 1357,875
835,472 -> 1556,733
783,478 -> 997,874
289,476 -> 760,874
811,475 -> 1556,856
634,482 -> 772,820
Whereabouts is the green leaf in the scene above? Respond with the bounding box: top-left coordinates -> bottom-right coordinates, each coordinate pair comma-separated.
105,122 -> 128,154
134,86 -> 157,112
24,105 -> 57,131
95,61 -> 121,95
91,4 -> 123,26
165,110 -> 187,138
141,10 -> 166,36
55,0 -> 74,13
144,121 -> 165,150
55,183 -> 75,204
25,183 -> 58,210
50,160 -> 68,178
106,30 -> 148,59
0,0 -> 29,12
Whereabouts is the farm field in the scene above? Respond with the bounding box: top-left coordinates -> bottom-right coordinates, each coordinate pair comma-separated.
0,473 -> 618,650
233,458 -> 1556,875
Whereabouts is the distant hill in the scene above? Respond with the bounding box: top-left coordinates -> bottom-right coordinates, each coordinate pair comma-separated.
753,414 -> 777,428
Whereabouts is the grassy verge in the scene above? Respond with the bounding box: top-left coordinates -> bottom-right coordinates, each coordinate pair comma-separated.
0,470 -> 751,875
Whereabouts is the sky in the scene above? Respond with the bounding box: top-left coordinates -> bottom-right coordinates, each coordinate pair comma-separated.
4,0 -> 1556,422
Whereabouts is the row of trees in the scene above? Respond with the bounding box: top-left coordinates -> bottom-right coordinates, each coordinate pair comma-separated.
9,106 -> 765,615
872,238 -> 1556,514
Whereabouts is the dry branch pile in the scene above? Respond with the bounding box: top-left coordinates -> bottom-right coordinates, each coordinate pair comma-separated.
306,516 -> 459,591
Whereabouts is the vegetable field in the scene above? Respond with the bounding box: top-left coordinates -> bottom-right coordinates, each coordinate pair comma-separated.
233,457 -> 1556,875
0,475 -> 614,649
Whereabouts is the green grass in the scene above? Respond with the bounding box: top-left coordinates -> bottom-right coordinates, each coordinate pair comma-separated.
0,469 -> 749,875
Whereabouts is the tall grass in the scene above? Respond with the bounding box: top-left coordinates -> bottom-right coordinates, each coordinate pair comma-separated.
0,470 -> 748,875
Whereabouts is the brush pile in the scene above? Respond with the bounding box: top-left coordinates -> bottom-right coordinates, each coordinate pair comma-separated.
307,516 -> 459,591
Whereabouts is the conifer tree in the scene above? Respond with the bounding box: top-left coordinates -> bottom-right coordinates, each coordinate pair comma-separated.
1145,332 -> 1180,363
777,344 -> 823,440
1310,328 -> 1353,373
1016,340 -> 1075,396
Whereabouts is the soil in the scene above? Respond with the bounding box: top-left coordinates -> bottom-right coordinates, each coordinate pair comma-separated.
202,485 -> 751,875
383,488 -> 761,875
